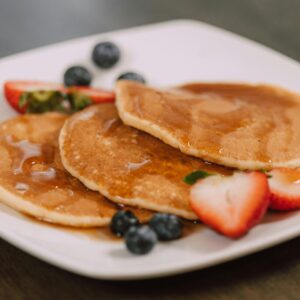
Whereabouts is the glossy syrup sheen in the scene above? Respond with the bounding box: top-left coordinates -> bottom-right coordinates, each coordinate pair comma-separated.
0,112 -> 202,237
24,214 -> 202,241
23,213 -> 122,241
0,113 -> 118,223
61,104 -> 232,220
117,81 -> 300,169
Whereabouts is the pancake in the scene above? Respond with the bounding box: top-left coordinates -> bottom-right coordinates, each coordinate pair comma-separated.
0,113 -> 151,227
116,81 -> 300,170
59,104 -> 230,220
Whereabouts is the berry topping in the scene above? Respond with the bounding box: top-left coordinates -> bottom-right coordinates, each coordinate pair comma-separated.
68,86 -> 115,104
92,42 -> 120,69
190,172 -> 269,238
125,225 -> 157,255
19,90 -> 68,113
117,72 -> 146,84
4,81 -> 66,113
268,168 -> 300,211
4,80 -> 115,114
68,92 -> 92,112
64,66 -> 92,87
110,210 -> 139,237
149,213 -> 182,241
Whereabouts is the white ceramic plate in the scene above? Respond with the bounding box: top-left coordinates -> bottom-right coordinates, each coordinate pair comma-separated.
1,19 -> 300,280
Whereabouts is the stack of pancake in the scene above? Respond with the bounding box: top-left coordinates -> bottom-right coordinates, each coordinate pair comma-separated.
1,80 -> 300,227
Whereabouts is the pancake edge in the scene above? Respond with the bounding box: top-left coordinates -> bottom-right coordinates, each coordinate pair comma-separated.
115,86 -> 300,170
59,123 -> 197,220
0,182 -> 111,227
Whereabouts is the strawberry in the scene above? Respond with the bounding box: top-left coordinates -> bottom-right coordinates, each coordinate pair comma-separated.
4,81 -> 66,113
68,86 -> 115,103
189,172 -> 270,238
268,168 -> 300,211
3,81 -> 115,114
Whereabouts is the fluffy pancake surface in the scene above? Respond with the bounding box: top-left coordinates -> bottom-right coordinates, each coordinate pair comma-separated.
0,113 -> 119,227
116,81 -> 300,170
59,104 -> 229,220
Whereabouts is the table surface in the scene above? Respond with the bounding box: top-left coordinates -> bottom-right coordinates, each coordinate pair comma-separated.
1,0 -> 300,299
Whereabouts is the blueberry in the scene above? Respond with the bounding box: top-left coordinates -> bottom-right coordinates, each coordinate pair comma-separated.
125,225 -> 157,255
117,72 -> 146,84
64,66 -> 92,86
92,42 -> 120,69
110,210 -> 139,237
149,213 -> 182,241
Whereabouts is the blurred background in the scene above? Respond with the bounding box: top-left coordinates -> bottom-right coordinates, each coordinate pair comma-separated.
0,0 -> 299,61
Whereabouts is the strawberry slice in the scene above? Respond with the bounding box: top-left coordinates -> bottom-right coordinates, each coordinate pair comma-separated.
68,86 -> 115,103
4,81 -> 66,113
268,168 -> 300,211
190,172 -> 270,238
3,81 -> 115,114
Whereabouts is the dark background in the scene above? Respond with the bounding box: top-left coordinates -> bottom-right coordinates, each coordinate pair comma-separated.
1,0 -> 300,299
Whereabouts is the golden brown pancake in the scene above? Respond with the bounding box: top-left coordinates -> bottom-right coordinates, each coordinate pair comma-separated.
0,113 -> 151,227
116,81 -> 300,170
59,104 -> 229,220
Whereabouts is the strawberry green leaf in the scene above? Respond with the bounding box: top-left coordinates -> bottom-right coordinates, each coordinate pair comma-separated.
183,170 -> 213,185
68,92 -> 92,111
19,92 -> 28,108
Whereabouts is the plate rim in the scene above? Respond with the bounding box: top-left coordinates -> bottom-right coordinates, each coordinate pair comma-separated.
1,218 -> 300,280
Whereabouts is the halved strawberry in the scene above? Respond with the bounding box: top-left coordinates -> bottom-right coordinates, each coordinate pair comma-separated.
4,81 -> 115,114
68,86 -> 115,103
268,168 -> 300,211
4,81 -> 66,113
190,172 -> 270,238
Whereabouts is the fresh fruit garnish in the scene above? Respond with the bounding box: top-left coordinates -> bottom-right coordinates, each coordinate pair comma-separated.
117,72 -> 146,84
4,81 -> 66,113
125,225 -> 157,255
4,81 -> 115,114
183,170 -> 213,185
92,42 -> 121,69
110,210 -> 139,237
68,86 -> 115,104
64,66 -> 92,87
19,90 -> 69,113
149,213 -> 182,241
268,168 -> 300,211
67,92 -> 92,112
190,172 -> 270,238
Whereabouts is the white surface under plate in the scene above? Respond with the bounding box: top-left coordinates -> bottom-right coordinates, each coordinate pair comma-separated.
0,19 -> 300,280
